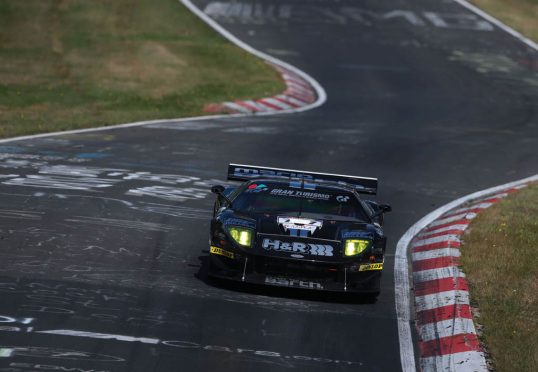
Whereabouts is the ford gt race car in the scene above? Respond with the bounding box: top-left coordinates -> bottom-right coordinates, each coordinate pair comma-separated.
208,164 -> 391,296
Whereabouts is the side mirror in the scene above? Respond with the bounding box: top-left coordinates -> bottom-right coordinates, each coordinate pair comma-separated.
365,202 -> 392,226
211,185 -> 225,194
379,204 -> 392,213
211,185 -> 232,206
371,204 -> 392,218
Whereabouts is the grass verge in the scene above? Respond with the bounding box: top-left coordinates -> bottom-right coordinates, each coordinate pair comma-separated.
0,0 -> 285,139
469,0 -> 538,42
461,183 -> 538,372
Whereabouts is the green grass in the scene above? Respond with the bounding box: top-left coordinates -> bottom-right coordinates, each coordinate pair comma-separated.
461,183 -> 538,372
469,0 -> 538,42
0,0 -> 285,138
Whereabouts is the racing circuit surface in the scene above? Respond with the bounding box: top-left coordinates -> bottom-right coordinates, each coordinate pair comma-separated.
0,0 -> 537,371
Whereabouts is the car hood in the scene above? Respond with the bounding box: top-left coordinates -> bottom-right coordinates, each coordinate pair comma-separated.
221,210 -> 376,241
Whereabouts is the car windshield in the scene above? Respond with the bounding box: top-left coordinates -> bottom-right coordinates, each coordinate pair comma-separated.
232,184 -> 369,220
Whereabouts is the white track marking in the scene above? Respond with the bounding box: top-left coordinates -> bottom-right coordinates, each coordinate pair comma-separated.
37,329 -> 161,345
414,290 -> 470,312
395,174 -> 538,372
126,186 -> 209,202
418,318 -> 477,342
452,0 -> 538,51
420,351 -> 488,372
3,175 -> 120,191
0,348 -> 14,357
65,216 -> 175,232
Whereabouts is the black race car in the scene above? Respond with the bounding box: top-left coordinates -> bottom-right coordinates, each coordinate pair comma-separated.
208,164 -> 391,296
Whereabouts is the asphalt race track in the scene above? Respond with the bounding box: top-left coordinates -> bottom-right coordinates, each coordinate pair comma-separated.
0,0 -> 537,371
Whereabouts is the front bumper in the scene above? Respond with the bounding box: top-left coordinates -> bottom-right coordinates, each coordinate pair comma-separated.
208,248 -> 382,293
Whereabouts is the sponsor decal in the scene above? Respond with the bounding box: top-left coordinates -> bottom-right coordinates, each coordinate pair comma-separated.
262,239 -> 333,257
245,183 -> 268,193
358,263 -> 383,271
229,165 -> 376,194
270,188 -> 330,200
223,218 -> 256,229
342,231 -> 370,239
277,217 -> 322,237
233,167 -> 317,181
265,276 -> 324,290
210,246 -> 234,259
336,195 -> 349,202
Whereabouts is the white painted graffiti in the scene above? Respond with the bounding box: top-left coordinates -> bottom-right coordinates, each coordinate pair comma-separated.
8,363 -> 110,372
0,315 -> 33,324
204,2 -> 494,31
129,202 -> 212,219
39,165 -> 126,178
3,175 -> 120,191
0,152 -> 86,170
0,323 -> 361,366
0,209 -> 43,220
0,315 -> 34,333
120,172 -> 199,184
126,186 -> 210,202
31,329 -> 362,366
0,346 -> 125,362
1,159 -> 223,202
63,216 -> 175,232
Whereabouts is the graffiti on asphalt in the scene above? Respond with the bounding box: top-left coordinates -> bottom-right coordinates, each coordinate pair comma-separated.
204,2 -> 494,31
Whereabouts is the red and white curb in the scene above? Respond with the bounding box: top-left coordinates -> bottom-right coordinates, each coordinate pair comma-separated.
412,185 -> 532,371
396,174 -> 538,372
181,0 -> 325,117
0,0 -> 326,145
205,62 -> 318,114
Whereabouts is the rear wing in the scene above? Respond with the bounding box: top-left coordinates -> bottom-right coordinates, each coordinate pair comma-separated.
227,164 -> 378,195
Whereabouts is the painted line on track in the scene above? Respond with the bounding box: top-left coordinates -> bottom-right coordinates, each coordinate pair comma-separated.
452,0 -> 538,51
395,174 -> 538,372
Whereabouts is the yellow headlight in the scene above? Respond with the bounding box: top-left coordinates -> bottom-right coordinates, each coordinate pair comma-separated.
228,227 -> 253,247
345,239 -> 370,256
